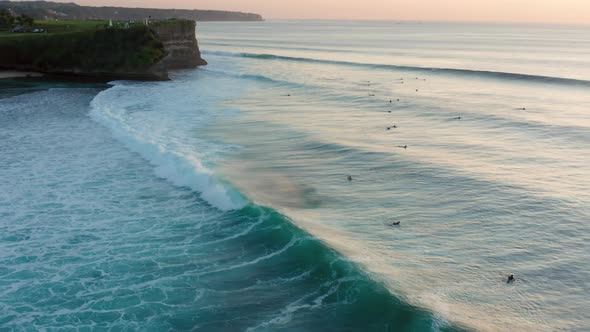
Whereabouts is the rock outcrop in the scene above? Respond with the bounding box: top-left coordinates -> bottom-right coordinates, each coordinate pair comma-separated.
152,20 -> 207,71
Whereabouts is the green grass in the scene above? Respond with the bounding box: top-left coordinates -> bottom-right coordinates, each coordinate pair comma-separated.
0,24 -> 166,71
0,19 -> 197,75
35,20 -> 110,31
0,19 -> 188,38
0,20 -> 147,38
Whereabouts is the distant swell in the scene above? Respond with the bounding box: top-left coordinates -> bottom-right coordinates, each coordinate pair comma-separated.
205,50 -> 590,87
204,69 -> 313,90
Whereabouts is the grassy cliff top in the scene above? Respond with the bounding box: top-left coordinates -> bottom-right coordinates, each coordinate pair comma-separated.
0,19 -> 191,38
0,21 -> 169,75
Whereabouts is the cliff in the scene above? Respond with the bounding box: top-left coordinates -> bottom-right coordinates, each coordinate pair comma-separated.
0,20 -> 207,80
0,1 -> 264,21
152,20 -> 207,70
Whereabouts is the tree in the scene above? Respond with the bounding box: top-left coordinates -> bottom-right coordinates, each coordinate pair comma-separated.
15,14 -> 34,28
0,9 -> 14,31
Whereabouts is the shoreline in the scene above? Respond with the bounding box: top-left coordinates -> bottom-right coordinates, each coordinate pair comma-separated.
0,71 -> 44,79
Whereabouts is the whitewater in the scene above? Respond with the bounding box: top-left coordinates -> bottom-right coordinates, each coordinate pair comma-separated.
1,21 -> 590,331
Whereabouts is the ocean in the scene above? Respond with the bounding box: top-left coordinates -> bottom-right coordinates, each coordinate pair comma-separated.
1,21 -> 589,331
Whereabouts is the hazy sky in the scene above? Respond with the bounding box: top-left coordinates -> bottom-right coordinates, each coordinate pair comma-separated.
17,0 -> 590,23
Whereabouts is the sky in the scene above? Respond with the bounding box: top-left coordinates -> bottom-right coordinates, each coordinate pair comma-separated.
15,0 -> 590,24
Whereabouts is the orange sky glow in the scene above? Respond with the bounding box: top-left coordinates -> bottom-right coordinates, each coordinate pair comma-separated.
15,0 -> 590,24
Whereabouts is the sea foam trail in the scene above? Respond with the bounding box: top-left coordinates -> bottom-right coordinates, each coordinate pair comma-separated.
204,50 -> 590,87
89,84 -> 245,211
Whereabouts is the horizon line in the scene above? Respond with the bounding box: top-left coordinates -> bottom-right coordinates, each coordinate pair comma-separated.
206,18 -> 590,27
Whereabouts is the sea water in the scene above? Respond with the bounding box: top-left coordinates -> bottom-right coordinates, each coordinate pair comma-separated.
1,21 -> 589,331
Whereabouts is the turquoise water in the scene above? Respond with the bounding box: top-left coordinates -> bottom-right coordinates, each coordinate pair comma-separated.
1,21 -> 590,331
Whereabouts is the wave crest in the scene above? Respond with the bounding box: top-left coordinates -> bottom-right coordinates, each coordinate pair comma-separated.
89,84 -> 246,211
204,50 -> 590,86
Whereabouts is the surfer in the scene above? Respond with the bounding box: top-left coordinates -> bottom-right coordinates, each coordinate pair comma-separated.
390,221 -> 401,226
347,175 -> 353,181
398,145 -> 407,149
507,275 -> 515,283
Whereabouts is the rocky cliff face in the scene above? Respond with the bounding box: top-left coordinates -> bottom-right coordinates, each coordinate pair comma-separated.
151,20 -> 207,71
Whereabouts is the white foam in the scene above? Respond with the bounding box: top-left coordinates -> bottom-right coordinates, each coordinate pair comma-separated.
245,277 -> 346,331
196,236 -> 299,277
89,83 -> 245,211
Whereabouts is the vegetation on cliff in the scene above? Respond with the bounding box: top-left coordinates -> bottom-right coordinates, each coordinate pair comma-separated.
0,9 -> 13,30
0,8 -> 34,30
0,21 -> 166,76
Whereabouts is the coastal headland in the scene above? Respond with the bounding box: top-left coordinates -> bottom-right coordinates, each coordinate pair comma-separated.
0,19 -> 207,81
